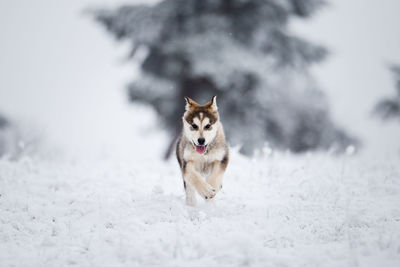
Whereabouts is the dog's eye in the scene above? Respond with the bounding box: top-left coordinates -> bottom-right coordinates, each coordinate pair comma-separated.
191,124 -> 198,130
204,124 -> 211,130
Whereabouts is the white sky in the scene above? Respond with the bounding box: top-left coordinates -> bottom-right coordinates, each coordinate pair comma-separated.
0,0 -> 149,157
0,0 -> 399,155
293,0 -> 400,154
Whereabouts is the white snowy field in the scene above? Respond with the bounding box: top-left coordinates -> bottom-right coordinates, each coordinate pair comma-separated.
1,0 -> 400,266
1,146 -> 400,266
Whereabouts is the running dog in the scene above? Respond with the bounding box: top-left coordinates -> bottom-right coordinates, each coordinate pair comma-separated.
176,96 -> 229,206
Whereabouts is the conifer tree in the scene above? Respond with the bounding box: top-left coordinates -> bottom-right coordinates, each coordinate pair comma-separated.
93,0 -> 356,157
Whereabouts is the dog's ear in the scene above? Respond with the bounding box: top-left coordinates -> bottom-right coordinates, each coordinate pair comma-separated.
205,95 -> 218,111
184,97 -> 198,111
211,95 -> 218,110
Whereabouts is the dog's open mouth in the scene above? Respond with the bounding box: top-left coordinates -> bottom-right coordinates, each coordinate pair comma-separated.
195,145 -> 206,154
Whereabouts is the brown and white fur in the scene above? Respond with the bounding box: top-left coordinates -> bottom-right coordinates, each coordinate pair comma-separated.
176,96 -> 229,206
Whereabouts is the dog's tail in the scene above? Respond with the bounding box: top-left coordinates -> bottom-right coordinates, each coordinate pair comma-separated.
163,127 -> 180,160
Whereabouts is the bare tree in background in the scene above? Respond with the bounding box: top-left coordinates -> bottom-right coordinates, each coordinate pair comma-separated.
92,0 -> 356,158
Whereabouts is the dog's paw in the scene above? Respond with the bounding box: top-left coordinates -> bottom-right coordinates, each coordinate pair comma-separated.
207,179 -> 222,193
197,182 -> 216,200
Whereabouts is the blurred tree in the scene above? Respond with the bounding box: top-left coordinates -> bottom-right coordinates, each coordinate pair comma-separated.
0,113 -> 38,159
0,113 -> 20,158
0,114 -> 8,129
0,113 -> 10,156
374,65 -> 400,121
92,0 -> 356,157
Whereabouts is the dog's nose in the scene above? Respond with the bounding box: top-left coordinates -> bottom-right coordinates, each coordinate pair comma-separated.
198,137 -> 205,145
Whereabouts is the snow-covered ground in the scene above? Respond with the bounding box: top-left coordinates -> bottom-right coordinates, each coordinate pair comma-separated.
1,98 -> 400,266
1,145 -> 400,266
1,0 -> 400,266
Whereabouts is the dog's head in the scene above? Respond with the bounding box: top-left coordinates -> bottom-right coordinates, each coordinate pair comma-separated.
182,96 -> 220,154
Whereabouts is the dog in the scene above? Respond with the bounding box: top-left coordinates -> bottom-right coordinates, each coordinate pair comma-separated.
176,96 -> 229,206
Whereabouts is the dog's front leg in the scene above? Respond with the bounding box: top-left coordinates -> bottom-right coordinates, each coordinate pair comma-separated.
184,161 -> 216,201
183,180 -> 197,206
207,159 -> 228,193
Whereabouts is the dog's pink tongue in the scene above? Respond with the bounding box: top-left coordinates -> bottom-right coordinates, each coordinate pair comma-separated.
195,145 -> 206,154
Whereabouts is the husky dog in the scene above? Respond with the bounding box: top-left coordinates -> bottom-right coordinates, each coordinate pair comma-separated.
176,96 -> 229,206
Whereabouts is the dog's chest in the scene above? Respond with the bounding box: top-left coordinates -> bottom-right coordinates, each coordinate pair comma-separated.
183,147 -> 225,175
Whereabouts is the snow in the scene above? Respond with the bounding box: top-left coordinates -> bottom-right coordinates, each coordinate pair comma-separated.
1,0 -> 400,266
1,139 -> 400,266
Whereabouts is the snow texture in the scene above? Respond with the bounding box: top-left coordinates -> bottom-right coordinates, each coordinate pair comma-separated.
1,1 -> 400,266
1,149 -> 400,266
